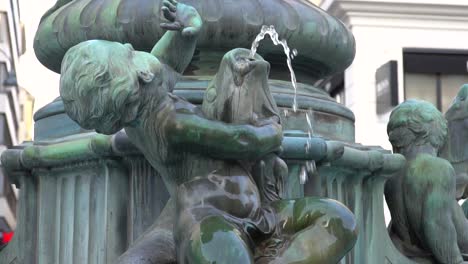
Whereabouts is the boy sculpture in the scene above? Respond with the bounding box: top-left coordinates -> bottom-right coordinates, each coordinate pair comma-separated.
59,1 -> 357,263
443,84 -> 468,200
386,100 -> 468,264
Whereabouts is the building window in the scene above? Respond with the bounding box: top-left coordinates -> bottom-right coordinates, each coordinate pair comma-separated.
376,61 -> 398,114
404,49 -> 468,112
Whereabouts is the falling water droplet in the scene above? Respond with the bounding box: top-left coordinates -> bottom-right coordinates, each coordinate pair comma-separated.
300,165 -> 308,184
305,112 -> 313,131
250,25 -> 298,112
291,49 -> 298,60
305,110 -> 314,153
304,109 -> 317,184
305,130 -> 312,154
306,160 -> 317,174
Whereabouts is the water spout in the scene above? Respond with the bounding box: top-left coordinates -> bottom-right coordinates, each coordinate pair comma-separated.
250,25 -> 299,112
250,26 -> 319,186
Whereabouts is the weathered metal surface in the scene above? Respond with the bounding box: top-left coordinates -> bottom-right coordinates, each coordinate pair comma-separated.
34,79 -> 355,143
0,124 -> 356,264
442,84 -> 468,200
0,158 -> 130,264
464,201 -> 468,218
386,100 -> 468,263
125,157 -> 170,244
318,146 -> 412,264
0,133 -> 170,264
0,0 -> 430,263
34,0 -> 355,84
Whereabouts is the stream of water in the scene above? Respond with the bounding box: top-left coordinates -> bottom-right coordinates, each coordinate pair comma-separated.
250,25 -> 298,112
304,110 -> 317,185
250,25 -> 318,185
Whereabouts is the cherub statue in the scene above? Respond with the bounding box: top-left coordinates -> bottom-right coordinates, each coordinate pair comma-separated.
386,99 -> 468,264
442,84 -> 468,200
59,1 -> 357,263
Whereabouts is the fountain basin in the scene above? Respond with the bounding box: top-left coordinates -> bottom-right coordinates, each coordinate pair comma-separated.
34,0 -> 355,84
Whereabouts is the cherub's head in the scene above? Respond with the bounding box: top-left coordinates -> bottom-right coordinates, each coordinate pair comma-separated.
60,40 -> 163,134
445,84 -> 468,121
387,99 -> 447,153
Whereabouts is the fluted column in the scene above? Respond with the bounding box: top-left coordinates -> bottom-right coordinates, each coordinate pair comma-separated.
318,144 -> 417,264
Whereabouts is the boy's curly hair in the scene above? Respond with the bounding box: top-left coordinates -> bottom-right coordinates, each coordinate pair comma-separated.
59,40 -> 141,133
388,99 -> 447,150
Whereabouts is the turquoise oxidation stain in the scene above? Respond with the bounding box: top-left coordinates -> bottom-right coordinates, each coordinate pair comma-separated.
0,0 -> 388,263
191,216 -> 253,263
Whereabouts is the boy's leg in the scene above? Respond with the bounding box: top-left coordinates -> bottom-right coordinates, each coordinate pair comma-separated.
265,198 -> 357,264
178,215 -> 255,264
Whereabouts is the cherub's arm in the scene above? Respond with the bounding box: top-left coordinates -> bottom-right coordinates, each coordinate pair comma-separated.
151,0 -> 202,74
166,112 -> 282,160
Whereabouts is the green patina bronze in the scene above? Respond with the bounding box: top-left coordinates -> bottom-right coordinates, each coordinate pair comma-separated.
10,0 -> 468,263
57,1 -> 358,262
464,201 -> 468,219
442,84 -> 468,200
386,100 -> 468,264
34,0 -> 355,84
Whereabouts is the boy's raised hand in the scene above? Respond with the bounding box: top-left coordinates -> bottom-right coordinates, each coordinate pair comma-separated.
161,0 -> 202,38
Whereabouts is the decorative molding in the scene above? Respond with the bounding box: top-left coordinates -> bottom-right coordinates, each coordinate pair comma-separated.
2,130 -> 340,171
323,0 -> 468,29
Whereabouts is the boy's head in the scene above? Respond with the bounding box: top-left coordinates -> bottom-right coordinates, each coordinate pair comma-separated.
387,99 -> 447,153
60,40 -> 159,134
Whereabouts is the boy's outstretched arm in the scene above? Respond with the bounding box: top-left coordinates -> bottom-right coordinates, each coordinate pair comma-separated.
151,0 -> 202,74
166,112 -> 283,160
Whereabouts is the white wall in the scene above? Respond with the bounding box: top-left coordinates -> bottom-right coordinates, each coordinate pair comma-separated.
17,0 -> 60,113
324,0 -> 468,149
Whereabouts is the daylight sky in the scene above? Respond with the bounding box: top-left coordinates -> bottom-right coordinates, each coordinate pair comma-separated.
17,0 -> 60,113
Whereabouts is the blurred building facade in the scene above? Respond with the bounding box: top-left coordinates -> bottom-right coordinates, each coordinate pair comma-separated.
0,0 -> 31,233
319,0 -> 468,149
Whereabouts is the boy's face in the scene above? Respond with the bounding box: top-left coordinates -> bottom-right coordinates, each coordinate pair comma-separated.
63,41 -> 163,135
85,113 -> 124,135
